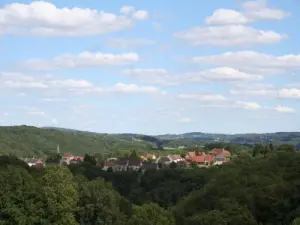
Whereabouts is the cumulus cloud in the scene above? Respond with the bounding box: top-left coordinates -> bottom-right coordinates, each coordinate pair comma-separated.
178,93 -> 227,101
235,101 -> 262,110
274,105 -> 296,113
22,52 -> 139,70
205,9 -> 250,25
190,51 -> 300,75
122,67 -> 263,86
107,83 -> 164,95
0,1 -> 149,36
122,68 -> 179,86
205,0 -> 289,25
174,25 -> 285,47
181,67 -> 263,82
0,72 -> 164,96
174,1 -> 287,47
230,87 -> 300,100
106,38 -> 155,49
132,10 -> 149,20
120,6 -> 135,15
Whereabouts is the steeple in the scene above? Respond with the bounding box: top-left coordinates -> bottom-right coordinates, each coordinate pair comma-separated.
57,144 -> 60,154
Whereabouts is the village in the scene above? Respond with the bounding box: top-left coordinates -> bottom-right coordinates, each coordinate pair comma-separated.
21,148 -> 231,171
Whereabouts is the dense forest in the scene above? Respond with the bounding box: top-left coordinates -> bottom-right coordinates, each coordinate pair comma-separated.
1,144 -> 300,225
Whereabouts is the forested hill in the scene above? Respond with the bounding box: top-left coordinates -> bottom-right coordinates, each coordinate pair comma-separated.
0,126 -> 300,156
0,126 -> 152,156
156,132 -> 300,146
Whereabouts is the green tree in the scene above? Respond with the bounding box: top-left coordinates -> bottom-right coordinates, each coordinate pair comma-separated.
0,166 -> 47,225
83,154 -> 97,165
42,166 -> 78,225
127,203 -> 175,225
77,178 -> 130,225
129,150 -> 140,161
277,144 -> 295,152
46,154 -> 62,163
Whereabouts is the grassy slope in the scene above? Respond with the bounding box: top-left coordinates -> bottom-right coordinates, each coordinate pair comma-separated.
0,126 -> 151,157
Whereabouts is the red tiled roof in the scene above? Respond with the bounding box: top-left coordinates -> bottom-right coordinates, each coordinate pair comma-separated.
73,156 -> 84,161
211,148 -> 231,156
63,152 -> 74,158
188,152 -> 215,163
205,154 -> 215,162
186,152 -> 196,158
191,155 -> 206,163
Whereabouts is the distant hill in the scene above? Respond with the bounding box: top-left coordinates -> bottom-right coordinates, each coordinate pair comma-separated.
0,126 -> 153,157
156,132 -> 300,146
1,126 -> 300,157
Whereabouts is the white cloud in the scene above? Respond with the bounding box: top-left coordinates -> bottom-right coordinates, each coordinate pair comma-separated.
122,68 -> 179,86
122,67 -> 263,86
22,52 -> 139,70
235,101 -> 262,110
106,38 -> 155,49
108,83 -> 164,95
230,89 -> 276,97
274,105 -> 296,113
120,6 -> 135,15
182,67 -> 263,82
242,0 -> 289,22
132,10 -> 149,20
230,87 -> 300,100
205,9 -> 250,25
206,0 -> 289,25
278,88 -> 300,99
174,25 -> 285,47
0,72 -> 165,96
190,51 -> 300,75
178,93 -> 227,101
0,1 -> 149,36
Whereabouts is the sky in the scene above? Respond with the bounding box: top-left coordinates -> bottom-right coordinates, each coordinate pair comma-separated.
0,0 -> 299,134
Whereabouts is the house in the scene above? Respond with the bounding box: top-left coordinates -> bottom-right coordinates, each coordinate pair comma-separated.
209,148 -> 231,165
186,152 -> 215,167
128,158 -> 142,171
214,154 -> 226,165
158,155 -> 185,167
24,158 -> 45,168
112,158 -> 128,171
61,152 -> 74,165
102,160 -> 116,171
140,154 -> 157,162
70,156 -> 84,165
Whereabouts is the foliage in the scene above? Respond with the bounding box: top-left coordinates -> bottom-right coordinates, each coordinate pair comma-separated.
83,154 -> 97,165
76,178 -> 130,225
127,203 -> 175,225
0,166 -> 47,225
42,166 -> 79,225
0,126 -> 153,157
2,143 -> 300,225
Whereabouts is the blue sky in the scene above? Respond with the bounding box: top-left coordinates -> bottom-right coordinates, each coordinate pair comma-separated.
0,0 -> 299,134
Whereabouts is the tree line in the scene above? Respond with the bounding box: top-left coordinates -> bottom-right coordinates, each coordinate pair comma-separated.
1,143 -> 300,225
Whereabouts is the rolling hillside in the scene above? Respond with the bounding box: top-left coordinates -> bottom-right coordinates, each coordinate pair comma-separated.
1,126 -> 300,157
156,132 -> 300,147
0,126 -> 152,157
